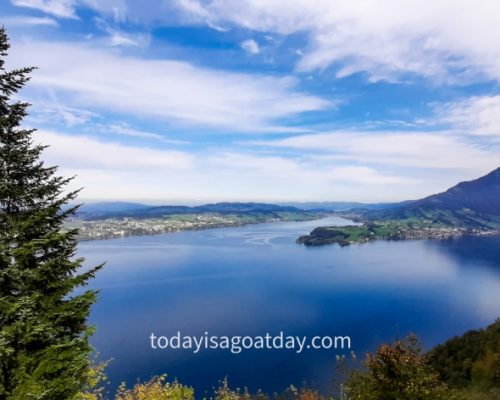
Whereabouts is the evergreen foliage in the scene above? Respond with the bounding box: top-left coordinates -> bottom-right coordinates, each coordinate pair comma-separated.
430,319 -> 500,392
0,26 -> 102,399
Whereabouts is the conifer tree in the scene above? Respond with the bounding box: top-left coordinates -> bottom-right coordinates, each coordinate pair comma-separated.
0,27 -> 102,399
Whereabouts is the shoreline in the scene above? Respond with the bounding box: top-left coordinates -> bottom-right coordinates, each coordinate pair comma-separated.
297,223 -> 500,247
73,212 -> 332,242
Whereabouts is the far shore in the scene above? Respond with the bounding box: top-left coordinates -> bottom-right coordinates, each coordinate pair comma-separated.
70,212 -> 337,241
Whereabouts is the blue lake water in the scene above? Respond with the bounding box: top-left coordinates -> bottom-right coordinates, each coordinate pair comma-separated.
79,216 -> 500,396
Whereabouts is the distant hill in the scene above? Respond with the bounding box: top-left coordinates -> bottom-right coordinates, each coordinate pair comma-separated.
74,202 -> 151,219
365,167 -> 500,228
76,202 -> 305,220
298,168 -> 500,246
279,201 -> 397,211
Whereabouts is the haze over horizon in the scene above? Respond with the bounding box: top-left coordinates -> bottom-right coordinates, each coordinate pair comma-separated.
2,0 -> 500,202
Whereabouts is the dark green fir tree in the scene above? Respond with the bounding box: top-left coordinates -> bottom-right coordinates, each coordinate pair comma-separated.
0,27 -> 102,400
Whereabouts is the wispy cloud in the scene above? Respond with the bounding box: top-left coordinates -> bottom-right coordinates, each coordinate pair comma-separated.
103,123 -> 188,145
210,152 -> 410,185
5,0 -> 500,202
37,130 -> 193,171
9,39 -> 329,132
12,0 -> 500,84
240,39 -> 260,55
249,130 -> 499,172
94,17 -> 150,48
174,0 -> 500,84
3,15 -> 59,27
433,96 -> 500,138
25,102 -> 98,126
11,0 -> 78,19
37,130 -> 421,202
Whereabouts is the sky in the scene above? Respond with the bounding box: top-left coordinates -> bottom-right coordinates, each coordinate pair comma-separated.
1,0 -> 500,203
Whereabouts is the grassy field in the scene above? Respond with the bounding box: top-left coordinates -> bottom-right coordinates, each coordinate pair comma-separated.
297,218 -> 498,246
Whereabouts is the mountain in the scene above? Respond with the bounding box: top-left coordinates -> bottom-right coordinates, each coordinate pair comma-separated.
74,202 -> 151,219
77,202 -> 305,220
298,168 -> 500,246
193,202 -> 300,213
278,201 -> 397,211
403,167 -> 500,214
365,167 -> 500,228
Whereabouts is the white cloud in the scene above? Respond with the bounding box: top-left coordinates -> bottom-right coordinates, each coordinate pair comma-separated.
37,130 -> 193,171
250,131 -> 500,172
36,131 -> 199,201
16,0 -> 500,83
13,0 -> 500,85
3,16 -> 59,27
9,39 -> 329,132
10,0 -> 129,21
107,33 -> 138,47
175,0 -> 212,21
34,126 -> 500,202
11,0 -> 78,19
94,17 -> 150,47
174,0 -> 500,83
240,39 -> 260,55
434,96 -> 500,138
36,130 -> 421,202
103,123 -> 188,144
80,0 -> 127,22
206,151 -> 419,202
26,102 -> 98,126
212,152 -> 409,185
327,166 -> 410,185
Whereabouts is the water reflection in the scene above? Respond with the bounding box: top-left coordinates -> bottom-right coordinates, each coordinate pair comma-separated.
79,217 -> 500,395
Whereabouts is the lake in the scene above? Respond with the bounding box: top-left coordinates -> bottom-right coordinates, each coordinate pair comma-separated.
79,216 -> 500,396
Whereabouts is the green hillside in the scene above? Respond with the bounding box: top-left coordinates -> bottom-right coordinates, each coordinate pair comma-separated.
366,168 -> 500,229
430,320 -> 500,392
298,168 -> 500,246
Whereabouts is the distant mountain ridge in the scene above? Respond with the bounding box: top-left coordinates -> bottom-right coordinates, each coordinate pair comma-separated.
278,201 -> 395,211
75,168 -> 500,228
298,168 -> 500,247
76,202 -> 304,220
365,167 -> 500,228
76,202 -> 149,215
413,167 -> 500,214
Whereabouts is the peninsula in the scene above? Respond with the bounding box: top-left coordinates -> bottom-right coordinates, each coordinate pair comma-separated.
297,167 -> 500,246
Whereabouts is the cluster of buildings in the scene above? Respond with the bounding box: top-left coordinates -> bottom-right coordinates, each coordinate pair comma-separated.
76,215 -> 243,240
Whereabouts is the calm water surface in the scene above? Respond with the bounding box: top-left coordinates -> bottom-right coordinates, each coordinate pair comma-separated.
79,216 -> 500,395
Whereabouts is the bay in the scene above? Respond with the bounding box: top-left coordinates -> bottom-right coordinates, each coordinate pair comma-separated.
79,216 -> 500,395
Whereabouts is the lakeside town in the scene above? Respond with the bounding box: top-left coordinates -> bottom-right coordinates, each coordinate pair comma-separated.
70,212 -> 322,241
297,222 -> 498,246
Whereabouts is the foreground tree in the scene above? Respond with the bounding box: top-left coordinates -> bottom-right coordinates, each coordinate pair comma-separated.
345,335 -> 460,400
0,27 -> 102,399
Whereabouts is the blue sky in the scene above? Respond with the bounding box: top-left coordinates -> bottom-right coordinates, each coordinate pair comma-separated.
2,0 -> 500,203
